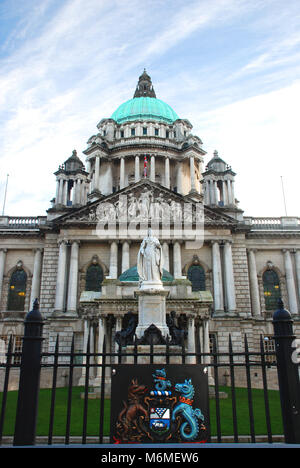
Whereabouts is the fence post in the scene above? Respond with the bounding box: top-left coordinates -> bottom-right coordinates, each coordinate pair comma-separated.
273,299 -> 300,444
13,299 -> 44,446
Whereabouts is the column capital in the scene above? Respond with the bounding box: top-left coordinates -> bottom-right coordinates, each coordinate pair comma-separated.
32,247 -> 43,254
121,239 -> 131,245
57,238 -> 68,246
210,239 -> 222,246
187,313 -> 196,321
247,248 -> 257,254
172,239 -> 183,245
0,248 -> 8,253
108,239 -> 119,245
70,239 -> 80,246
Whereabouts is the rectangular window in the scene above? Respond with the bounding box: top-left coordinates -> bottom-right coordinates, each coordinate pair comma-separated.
120,130 -> 124,138
143,127 -> 147,135
263,335 -> 276,364
155,128 -> 159,136
131,128 -> 135,136
166,130 -> 169,138
0,335 -> 23,364
209,333 -> 218,353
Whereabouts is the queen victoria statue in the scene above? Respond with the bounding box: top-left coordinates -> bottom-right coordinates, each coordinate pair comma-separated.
137,229 -> 163,290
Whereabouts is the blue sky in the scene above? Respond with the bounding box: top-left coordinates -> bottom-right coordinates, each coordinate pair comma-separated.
0,0 -> 300,217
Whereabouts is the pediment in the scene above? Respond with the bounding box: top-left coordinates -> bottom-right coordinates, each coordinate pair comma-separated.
53,179 -> 237,228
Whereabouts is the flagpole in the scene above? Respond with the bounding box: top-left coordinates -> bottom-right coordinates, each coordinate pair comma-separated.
2,174 -> 9,216
280,176 -> 287,216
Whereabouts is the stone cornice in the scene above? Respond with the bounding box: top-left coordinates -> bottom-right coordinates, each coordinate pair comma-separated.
246,231 -> 300,239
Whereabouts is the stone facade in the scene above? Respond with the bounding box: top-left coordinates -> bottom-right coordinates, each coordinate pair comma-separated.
0,72 -> 300,391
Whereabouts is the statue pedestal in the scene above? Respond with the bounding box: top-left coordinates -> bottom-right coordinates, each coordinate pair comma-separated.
139,280 -> 164,291
135,289 -> 169,339
125,345 -> 182,364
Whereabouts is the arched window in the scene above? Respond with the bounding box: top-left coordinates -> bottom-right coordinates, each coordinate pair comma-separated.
263,269 -> 281,310
187,265 -> 206,291
85,263 -> 103,292
7,266 -> 27,311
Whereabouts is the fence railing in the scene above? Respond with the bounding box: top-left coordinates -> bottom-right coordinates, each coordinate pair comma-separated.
0,299 -> 300,446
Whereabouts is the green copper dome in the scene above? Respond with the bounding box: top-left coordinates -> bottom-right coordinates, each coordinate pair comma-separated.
111,97 -> 179,124
119,265 -> 174,282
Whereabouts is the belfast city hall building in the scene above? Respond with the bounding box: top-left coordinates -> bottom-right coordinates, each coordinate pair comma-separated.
1,70 -> 300,388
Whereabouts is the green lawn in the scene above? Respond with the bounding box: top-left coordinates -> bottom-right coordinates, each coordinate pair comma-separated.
0,386 -> 283,439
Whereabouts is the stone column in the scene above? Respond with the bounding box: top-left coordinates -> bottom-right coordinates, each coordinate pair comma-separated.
283,249 -> 298,315
247,249 -> 261,316
203,319 -> 214,385
120,157 -> 125,189
162,242 -> 169,272
62,179 -> 68,205
150,155 -> 155,182
79,318 -> 89,385
189,156 -> 196,192
72,179 -> 77,205
204,181 -> 210,205
164,157 -> 170,189
29,248 -> 43,309
0,248 -> 7,301
54,240 -> 68,313
96,316 -> 106,381
213,181 -> 219,205
223,181 -> 228,205
231,181 -> 235,204
295,250 -> 300,304
187,315 -> 196,364
121,241 -> 130,273
77,180 -> 83,205
109,241 -> 118,279
212,241 -> 224,315
226,180 -> 232,204
115,316 -> 123,363
58,179 -> 64,204
95,155 -> 100,191
209,180 -> 214,205
85,159 -> 91,175
66,240 -> 80,315
107,160 -> 113,194
55,179 -> 60,204
176,161 -> 183,194
135,155 -> 140,183
223,241 -> 236,314
173,241 -> 182,279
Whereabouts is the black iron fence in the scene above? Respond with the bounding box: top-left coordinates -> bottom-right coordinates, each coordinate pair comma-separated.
1,300 -> 300,446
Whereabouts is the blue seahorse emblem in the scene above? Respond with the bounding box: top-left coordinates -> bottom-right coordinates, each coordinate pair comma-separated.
151,368 -> 172,393
172,378 -> 205,441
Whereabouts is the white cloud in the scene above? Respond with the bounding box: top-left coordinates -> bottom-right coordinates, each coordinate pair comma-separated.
192,82 -> 300,216
0,0 -> 300,220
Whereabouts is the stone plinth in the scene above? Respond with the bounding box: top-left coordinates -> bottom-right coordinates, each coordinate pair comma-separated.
135,289 -> 169,339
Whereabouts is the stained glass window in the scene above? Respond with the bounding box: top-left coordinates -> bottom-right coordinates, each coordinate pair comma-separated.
187,265 -> 206,291
85,263 -> 103,292
263,269 -> 281,310
7,268 -> 27,311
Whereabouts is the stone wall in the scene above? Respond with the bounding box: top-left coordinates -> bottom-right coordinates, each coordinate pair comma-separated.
39,233 -> 59,316
232,235 -> 251,317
